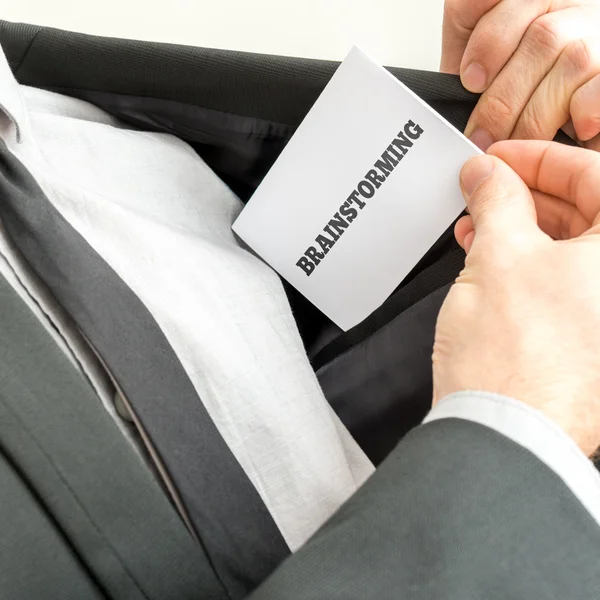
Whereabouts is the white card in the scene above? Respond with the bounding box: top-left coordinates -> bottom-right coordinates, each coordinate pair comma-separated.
233,47 -> 481,331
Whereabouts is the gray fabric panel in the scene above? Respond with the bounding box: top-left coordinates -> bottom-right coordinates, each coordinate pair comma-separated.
0,273 -> 224,600
251,419 -> 600,599
0,139 -> 289,598
317,285 -> 450,464
0,452 -> 106,600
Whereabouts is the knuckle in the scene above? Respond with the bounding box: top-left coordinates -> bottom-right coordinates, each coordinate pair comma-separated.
519,104 -> 546,140
482,91 -> 515,124
443,2 -> 472,35
443,1 -> 460,20
563,38 -> 598,74
570,88 -> 586,115
525,15 -> 563,55
443,1 -> 465,24
570,90 -> 588,115
471,190 -> 503,225
571,75 -> 600,133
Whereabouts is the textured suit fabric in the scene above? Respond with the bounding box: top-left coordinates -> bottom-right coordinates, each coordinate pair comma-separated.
426,392 -> 600,525
250,419 -> 600,600
0,239 -> 142,452
0,456 -> 106,600
0,272 -> 226,600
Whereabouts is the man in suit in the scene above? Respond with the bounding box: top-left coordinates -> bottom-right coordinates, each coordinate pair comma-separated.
248,2 -> 600,596
2,3 -> 600,597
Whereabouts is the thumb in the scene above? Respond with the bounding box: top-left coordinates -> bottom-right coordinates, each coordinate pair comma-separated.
460,154 -> 540,243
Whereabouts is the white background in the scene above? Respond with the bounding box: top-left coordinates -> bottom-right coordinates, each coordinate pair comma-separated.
3,0 -> 446,70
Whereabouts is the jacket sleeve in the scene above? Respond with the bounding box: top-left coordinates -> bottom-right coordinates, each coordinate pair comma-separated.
249,413 -> 600,599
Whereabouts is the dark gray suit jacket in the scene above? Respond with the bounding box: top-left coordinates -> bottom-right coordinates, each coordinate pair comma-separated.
0,20 -> 598,600
251,418 -> 600,599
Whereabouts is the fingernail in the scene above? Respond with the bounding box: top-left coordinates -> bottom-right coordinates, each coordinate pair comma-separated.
463,62 -> 487,93
469,128 -> 495,151
461,156 -> 495,197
